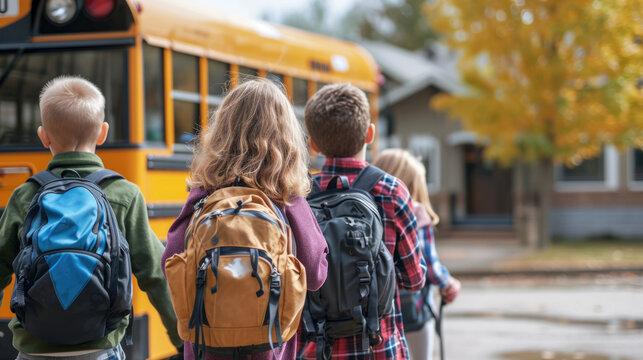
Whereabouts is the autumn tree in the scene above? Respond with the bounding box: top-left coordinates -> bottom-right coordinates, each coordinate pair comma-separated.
428,0 -> 643,246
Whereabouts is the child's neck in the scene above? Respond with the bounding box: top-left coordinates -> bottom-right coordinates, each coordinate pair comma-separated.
350,146 -> 368,161
49,144 -> 97,155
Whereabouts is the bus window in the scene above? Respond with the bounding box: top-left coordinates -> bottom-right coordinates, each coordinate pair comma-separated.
0,48 -> 127,146
266,73 -> 284,87
172,52 -> 200,144
208,60 -> 229,97
316,82 -> 329,91
238,66 -> 258,79
207,60 -> 229,117
292,78 -> 308,107
143,44 -> 164,143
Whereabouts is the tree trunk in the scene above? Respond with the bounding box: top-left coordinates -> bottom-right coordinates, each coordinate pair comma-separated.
537,159 -> 553,248
514,162 -> 527,246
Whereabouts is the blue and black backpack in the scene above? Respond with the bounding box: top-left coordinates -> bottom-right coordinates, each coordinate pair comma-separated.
10,169 -> 133,345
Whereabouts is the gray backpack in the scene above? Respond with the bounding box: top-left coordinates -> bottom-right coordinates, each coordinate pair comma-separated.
301,166 -> 396,359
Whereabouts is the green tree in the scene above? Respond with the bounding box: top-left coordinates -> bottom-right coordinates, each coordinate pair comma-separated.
428,0 -> 643,246
279,0 -> 332,35
280,0 -> 438,50
356,0 -> 438,50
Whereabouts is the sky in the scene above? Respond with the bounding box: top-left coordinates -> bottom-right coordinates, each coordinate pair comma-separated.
198,0 -> 356,22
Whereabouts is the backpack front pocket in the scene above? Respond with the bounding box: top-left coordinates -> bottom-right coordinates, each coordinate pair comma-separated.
165,251 -> 192,327
203,247 -> 274,328
24,251 -> 110,345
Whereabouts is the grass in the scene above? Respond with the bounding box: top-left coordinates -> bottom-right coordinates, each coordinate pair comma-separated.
495,239 -> 643,270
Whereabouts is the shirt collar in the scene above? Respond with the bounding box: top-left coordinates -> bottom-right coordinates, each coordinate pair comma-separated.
321,157 -> 369,175
47,151 -> 104,171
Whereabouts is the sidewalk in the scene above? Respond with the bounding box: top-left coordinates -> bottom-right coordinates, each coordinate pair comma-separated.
435,237 -> 643,277
433,237 -> 643,360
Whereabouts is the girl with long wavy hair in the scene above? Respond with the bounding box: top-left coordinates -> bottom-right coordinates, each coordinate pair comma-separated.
162,79 -> 328,360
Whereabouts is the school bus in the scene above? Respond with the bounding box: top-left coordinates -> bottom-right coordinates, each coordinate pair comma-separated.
0,0 -> 379,358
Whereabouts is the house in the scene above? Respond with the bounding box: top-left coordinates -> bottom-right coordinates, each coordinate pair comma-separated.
362,41 -> 643,240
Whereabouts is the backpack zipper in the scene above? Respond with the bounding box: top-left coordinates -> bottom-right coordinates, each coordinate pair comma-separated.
310,193 -> 381,222
28,183 -> 105,255
196,209 -> 283,233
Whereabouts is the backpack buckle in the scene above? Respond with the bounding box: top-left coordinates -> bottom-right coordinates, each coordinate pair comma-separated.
196,257 -> 210,286
194,197 -> 207,210
356,262 -> 370,284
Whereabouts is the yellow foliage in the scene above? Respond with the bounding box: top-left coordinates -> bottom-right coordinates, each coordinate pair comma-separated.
426,0 -> 643,164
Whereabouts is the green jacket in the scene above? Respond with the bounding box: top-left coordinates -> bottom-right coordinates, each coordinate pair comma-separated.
0,151 -> 182,354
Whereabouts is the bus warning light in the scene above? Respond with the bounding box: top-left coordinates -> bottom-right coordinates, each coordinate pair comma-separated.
85,0 -> 115,19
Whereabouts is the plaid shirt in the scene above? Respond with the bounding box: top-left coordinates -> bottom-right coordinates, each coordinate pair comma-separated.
300,158 -> 427,359
422,226 -> 451,290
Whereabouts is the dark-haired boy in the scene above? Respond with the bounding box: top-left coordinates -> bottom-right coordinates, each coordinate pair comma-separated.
301,83 -> 427,359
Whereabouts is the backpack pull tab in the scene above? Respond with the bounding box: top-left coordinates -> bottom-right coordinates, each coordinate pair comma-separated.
60,169 -> 81,178
194,197 -> 207,210
233,200 -> 244,215
321,202 -> 332,219
210,249 -> 220,294
250,249 -> 264,297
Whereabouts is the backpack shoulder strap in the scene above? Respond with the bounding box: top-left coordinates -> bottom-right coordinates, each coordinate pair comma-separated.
351,165 -> 386,192
28,171 -> 59,187
85,169 -> 124,185
311,179 -> 323,194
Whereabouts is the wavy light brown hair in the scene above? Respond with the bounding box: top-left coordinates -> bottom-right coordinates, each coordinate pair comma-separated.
373,149 -> 440,225
190,79 -> 310,204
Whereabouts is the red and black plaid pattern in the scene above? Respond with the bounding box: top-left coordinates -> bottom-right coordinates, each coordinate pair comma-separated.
300,158 -> 427,359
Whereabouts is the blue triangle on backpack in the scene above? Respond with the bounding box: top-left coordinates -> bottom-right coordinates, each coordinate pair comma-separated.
46,253 -> 99,310
37,188 -> 99,253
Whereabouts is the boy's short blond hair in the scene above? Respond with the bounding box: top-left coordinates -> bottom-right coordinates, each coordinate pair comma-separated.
39,76 -> 105,148
305,83 -> 370,158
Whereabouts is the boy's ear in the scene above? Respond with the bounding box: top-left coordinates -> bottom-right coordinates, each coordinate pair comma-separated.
96,122 -> 109,146
37,126 -> 51,149
365,123 -> 375,145
309,137 -> 320,153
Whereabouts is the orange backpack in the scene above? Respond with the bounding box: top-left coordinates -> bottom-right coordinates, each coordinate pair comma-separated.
165,187 -> 307,359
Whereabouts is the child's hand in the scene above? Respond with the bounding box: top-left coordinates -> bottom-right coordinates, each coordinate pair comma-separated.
439,277 -> 461,304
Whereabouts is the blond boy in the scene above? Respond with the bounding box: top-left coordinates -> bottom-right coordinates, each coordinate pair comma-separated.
0,76 -> 182,359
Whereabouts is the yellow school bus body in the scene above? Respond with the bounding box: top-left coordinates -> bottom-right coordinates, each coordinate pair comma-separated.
0,0 -> 379,358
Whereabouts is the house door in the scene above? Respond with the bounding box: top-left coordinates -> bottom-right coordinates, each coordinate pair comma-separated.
464,145 -> 513,216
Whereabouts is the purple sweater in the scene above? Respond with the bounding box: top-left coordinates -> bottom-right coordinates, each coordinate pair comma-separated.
161,188 -> 328,360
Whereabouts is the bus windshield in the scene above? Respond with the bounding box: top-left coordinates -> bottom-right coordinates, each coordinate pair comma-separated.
0,47 -> 128,147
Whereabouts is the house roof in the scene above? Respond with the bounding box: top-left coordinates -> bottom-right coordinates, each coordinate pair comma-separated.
360,41 -> 464,106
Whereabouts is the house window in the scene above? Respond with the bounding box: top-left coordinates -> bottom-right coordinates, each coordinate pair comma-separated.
629,148 -> 643,190
555,146 -> 618,191
408,135 -> 441,192
559,154 -> 605,182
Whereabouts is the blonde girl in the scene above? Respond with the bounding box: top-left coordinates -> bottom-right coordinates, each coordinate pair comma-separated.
162,79 -> 328,360
373,149 -> 460,360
